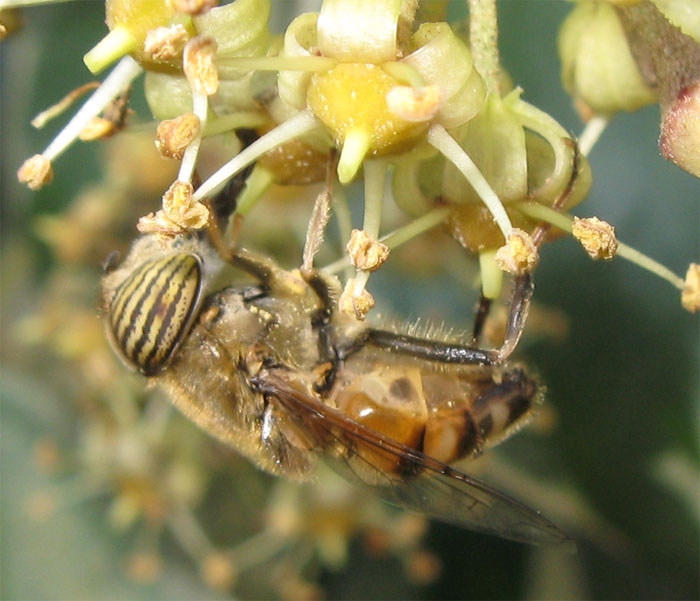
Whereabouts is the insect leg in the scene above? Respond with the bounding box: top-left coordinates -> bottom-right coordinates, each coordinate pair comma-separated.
347,273 -> 533,365
496,273 -> 533,362
205,205 -> 274,286
199,129 -> 276,285
357,329 -> 499,364
301,270 -> 342,393
471,294 -> 493,344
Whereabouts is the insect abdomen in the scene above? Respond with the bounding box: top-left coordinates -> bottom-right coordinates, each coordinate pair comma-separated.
423,367 -> 538,463
332,362 -> 538,471
108,253 -> 202,375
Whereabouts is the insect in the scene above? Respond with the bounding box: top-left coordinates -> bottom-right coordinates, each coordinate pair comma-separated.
101,220 -> 573,549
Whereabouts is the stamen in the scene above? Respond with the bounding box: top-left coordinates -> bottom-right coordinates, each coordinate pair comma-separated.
427,124 -> 513,239
578,114 -> 611,156
344,159 -> 388,304
516,201 -> 686,291
346,229 -> 390,272
177,93 -> 208,183
571,216 -> 618,260
178,37 -> 218,184
339,278 -> 375,320
192,110 -> 319,201
17,155 -> 53,190
681,264 -> 700,313
45,56 -> 142,162
143,24 -> 188,63
361,159 -> 386,241
495,228 -> 539,275
323,206 -> 451,275
156,113 -> 201,160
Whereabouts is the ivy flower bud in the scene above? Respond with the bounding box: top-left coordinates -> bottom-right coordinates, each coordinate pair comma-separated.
649,0 -> 700,43
558,0 -> 657,115
660,81 -> 700,178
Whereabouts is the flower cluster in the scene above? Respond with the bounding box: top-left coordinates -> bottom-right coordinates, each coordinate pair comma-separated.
13,0 -> 698,315
4,0 -> 700,596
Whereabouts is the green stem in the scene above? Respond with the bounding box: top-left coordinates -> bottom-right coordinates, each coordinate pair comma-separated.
43,56 -> 143,161
332,184 -> 355,281
468,0 -> 501,94
479,249 -> 503,299
381,206 -> 451,249
235,164 -> 276,216
362,159 -> 387,238
351,159 -> 388,296
203,111 -> 267,137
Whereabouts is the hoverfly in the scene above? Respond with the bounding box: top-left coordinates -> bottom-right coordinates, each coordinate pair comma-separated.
101,213 -> 572,549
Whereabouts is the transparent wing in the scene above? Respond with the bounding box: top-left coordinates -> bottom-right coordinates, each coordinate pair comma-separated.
256,371 -> 575,550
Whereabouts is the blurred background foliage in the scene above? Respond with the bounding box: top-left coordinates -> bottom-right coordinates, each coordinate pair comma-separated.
1,1 -> 698,600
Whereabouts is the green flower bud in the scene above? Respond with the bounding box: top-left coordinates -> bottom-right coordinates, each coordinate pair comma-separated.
558,0 -> 657,115
650,0 -> 700,43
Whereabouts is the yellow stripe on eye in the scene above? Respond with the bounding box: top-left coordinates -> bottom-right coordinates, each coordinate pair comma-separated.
110,253 -> 202,374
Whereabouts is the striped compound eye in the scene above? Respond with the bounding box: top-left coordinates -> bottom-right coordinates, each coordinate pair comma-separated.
108,253 -> 203,375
